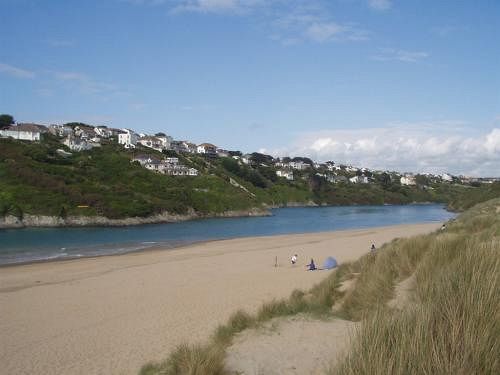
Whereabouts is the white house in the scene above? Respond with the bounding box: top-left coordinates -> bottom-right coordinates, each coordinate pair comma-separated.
138,136 -> 166,152
217,148 -> 230,157
165,157 -> 179,164
0,123 -> 47,141
63,135 -> 99,152
276,170 -> 294,180
441,173 -> 453,182
197,143 -> 217,155
118,129 -> 139,148
49,124 -> 73,137
350,175 -> 369,184
289,161 -> 309,170
400,175 -> 417,186
94,126 -> 113,138
241,154 -> 252,165
73,125 -> 96,140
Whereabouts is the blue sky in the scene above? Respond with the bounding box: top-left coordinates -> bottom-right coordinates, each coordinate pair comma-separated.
1,0 -> 499,176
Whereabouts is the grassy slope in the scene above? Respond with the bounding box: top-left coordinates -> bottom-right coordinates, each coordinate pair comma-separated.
139,198 -> 499,375
1,137 -> 498,220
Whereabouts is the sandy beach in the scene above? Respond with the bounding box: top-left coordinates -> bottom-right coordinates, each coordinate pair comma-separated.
0,223 -> 440,375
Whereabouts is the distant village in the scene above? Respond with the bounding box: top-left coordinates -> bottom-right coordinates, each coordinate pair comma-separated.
1,121 -> 499,185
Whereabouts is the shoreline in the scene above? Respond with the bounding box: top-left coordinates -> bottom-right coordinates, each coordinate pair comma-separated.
0,207 -> 272,229
0,222 -> 442,375
0,201 -> 454,229
0,220 -> 448,269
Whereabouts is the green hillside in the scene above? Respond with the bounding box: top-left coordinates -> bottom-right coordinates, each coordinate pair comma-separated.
0,136 -> 498,221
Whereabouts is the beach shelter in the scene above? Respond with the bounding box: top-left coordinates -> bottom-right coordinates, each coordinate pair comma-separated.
323,256 -> 338,269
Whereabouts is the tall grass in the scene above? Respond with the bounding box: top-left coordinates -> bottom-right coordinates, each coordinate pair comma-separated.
333,198 -> 500,375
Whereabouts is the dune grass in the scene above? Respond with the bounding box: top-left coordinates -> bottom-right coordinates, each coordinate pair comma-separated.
140,198 -> 499,375
332,198 -> 500,375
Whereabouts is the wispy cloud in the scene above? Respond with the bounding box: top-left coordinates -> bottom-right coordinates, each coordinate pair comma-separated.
53,71 -> 120,95
372,48 -> 429,63
0,62 -> 36,79
368,0 -> 392,11
272,4 -> 371,45
271,123 -> 500,177
150,1 -> 372,44
171,0 -> 265,14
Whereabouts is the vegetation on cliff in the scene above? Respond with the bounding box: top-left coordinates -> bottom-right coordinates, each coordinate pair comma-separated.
0,137 -> 498,221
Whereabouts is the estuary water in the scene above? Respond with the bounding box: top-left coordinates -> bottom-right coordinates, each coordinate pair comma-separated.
0,204 -> 455,265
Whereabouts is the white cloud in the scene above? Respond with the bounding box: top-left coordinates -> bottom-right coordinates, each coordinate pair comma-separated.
305,22 -> 344,42
273,8 -> 370,44
0,62 -> 35,79
271,123 -> 500,177
372,48 -> 429,63
368,0 -> 392,11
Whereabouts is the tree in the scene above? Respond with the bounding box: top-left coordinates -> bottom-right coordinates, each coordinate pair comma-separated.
155,132 -> 166,137
250,152 -> 274,165
0,114 -> 14,129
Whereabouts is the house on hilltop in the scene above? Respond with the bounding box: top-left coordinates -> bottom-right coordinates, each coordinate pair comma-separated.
49,124 -> 73,137
276,170 -> 294,180
349,175 -> 369,184
197,143 -> 217,155
94,126 -> 113,138
400,175 -> 416,186
118,129 -> 139,148
63,135 -> 100,152
0,123 -> 48,141
138,136 -> 166,152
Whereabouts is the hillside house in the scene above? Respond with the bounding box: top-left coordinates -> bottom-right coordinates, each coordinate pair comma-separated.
241,154 -> 252,165
349,175 -> 369,184
0,123 -> 47,141
63,135 -> 99,151
118,129 -> 139,148
132,154 -> 161,166
332,175 -> 348,184
94,126 -> 113,138
276,170 -> 294,180
138,136 -> 166,152
197,143 -> 217,155
48,124 -> 73,137
217,148 -> 230,157
73,125 -> 96,140
441,173 -> 453,182
289,161 -> 310,170
400,175 -> 416,186
171,140 -> 197,153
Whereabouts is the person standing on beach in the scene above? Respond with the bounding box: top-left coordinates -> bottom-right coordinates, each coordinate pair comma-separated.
291,254 -> 298,265
371,243 -> 376,252
307,258 -> 316,271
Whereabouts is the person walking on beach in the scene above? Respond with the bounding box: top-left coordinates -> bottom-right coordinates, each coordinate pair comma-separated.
291,254 -> 298,265
371,243 -> 376,252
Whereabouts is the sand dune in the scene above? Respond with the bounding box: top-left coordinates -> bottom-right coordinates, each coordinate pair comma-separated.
0,223 -> 440,375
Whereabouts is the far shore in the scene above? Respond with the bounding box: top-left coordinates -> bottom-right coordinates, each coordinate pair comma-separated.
0,222 -> 442,375
0,201 -> 453,229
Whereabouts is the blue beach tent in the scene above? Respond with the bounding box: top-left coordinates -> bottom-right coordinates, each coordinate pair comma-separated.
323,257 -> 338,270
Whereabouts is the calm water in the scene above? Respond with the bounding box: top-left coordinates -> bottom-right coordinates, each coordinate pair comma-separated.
0,205 -> 455,265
